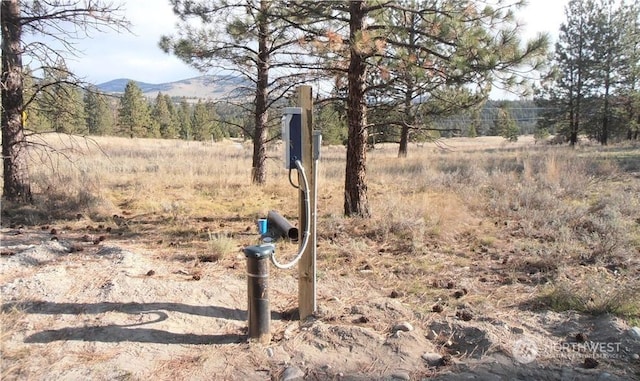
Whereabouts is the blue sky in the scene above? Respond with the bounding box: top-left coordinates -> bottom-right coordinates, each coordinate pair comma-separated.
60,0 -> 569,85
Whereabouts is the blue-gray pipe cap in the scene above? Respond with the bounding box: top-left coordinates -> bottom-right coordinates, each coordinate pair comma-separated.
244,244 -> 275,259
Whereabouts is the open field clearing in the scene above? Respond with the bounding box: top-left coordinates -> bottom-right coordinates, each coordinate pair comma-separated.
2,135 -> 640,380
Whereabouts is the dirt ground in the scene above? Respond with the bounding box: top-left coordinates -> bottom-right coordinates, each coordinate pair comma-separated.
1,226 -> 639,381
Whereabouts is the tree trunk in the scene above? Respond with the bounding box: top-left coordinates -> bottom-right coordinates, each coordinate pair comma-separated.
397,17 -> 416,159
569,105 -> 578,146
569,21 -> 585,147
344,0 -> 370,217
397,85 -> 414,158
251,0 -> 269,185
600,31 -> 611,145
568,90 -> 578,146
625,97 -> 637,140
1,0 -> 32,203
572,92 -> 581,146
398,126 -> 409,158
601,71 -> 610,145
601,97 -> 609,145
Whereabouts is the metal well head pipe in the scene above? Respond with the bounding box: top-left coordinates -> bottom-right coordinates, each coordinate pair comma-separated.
244,244 -> 274,344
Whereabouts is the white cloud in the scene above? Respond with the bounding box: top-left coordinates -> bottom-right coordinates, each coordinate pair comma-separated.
517,0 -> 569,42
64,0 -> 200,84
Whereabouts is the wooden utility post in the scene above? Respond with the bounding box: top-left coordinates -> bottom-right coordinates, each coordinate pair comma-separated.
298,86 -> 316,320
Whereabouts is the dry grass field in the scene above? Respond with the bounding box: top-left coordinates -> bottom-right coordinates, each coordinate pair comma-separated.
1,134 -> 640,380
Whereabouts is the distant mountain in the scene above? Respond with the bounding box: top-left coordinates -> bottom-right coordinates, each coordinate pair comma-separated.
96,78 -> 171,93
96,75 -> 250,100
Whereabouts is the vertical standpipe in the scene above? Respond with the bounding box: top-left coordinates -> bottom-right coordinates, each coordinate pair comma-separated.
244,244 -> 274,343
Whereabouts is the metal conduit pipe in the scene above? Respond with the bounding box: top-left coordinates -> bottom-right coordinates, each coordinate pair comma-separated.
267,210 -> 299,241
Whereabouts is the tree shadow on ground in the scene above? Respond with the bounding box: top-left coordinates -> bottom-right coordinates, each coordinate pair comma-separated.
3,300 -> 293,345
2,300 -> 245,320
23,326 -> 244,345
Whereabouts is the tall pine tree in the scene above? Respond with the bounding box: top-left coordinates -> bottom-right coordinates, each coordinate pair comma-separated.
177,98 -> 192,140
191,100 -> 212,141
537,0 -> 639,144
295,0 -> 548,216
22,66 -> 49,132
152,92 -> 176,139
117,81 -> 152,138
494,105 -> 519,142
39,62 -> 86,134
618,2 -> 640,140
162,0 -> 317,184
84,86 -> 114,135
588,0 -> 627,144
1,0 -> 128,203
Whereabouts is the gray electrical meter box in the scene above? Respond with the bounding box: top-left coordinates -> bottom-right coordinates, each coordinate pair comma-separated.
282,107 -> 302,169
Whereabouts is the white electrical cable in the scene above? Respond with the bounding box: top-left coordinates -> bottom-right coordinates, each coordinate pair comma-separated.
270,160 -> 311,270
312,152 -> 318,311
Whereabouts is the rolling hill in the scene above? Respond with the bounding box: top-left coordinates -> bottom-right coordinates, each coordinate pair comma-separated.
96,75 -> 251,101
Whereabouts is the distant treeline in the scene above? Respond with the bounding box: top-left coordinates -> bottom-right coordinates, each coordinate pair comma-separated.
316,99 -> 541,146
24,74 -> 542,145
427,100 -> 540,137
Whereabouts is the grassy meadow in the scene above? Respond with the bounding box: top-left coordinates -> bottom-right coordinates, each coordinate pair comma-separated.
4,134 -> 640,324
